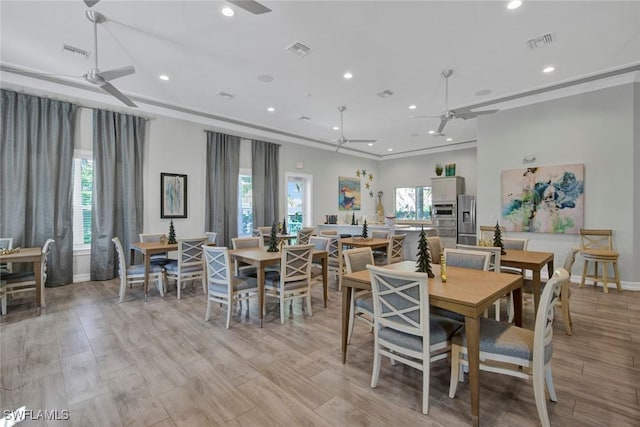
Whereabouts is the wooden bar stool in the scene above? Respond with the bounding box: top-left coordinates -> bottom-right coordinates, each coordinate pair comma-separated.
579,229 -> 622,293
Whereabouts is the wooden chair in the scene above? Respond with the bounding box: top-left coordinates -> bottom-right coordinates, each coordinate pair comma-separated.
367,265 -> 463,415
205,232 -> 217,245
203,245 -> 259,329
0,237 -> 14,274
113,237 -> 164,303
375,234 -> 406,265
0,239 -> 54,315
296,227 -> 315,245
164,237 -> 207,299
478,225 -> 504,246
427,236 -> 442,264
370,230 -> 390,257
579,229 -> 621,293
325,235 -> 343,289
308,236 -> 330,291
525,247 -> 579,335
456,244 -> 504,320
343,247 -> 375,344
264,244 -> 315,324
231,236 -> 263,276
449,268 -> 570,427
139,233 -> 171,265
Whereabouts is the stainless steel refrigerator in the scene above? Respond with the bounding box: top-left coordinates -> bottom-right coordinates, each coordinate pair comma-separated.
457,195 -> 476,245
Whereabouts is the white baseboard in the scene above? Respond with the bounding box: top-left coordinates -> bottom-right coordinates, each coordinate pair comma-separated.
73,273 -> 91,283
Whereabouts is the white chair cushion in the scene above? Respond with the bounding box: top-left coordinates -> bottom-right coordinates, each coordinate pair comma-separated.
208,275 -> 258,294
127,264 -> 164,275
378,316 -> 463,352
164,262 -> 202,274
354,295 -> 373,313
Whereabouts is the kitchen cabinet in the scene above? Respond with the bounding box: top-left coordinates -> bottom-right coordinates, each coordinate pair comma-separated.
431,176 -> 464,202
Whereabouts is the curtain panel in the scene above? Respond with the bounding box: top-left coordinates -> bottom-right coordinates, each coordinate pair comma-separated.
90,109 -> 145,281
251,139 -> 280,229
0,89 -> 77,286
205,131 -> 241,248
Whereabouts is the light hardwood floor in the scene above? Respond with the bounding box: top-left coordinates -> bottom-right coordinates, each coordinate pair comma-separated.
1,277 -> 639,426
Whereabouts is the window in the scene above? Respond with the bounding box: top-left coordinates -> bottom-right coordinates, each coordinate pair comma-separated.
72,151 -> 93,249
285,173 -> 312,234
238,170 -> 253,236
394,186 -> 432,221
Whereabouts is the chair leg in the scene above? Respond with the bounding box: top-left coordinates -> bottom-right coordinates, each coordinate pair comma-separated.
370,343 -> 381,388
422,358 -> 430,415
613,261 -> 622,292
118,278 -> 126,303
306,290 -> 313,317
1,294 -> 6,315
226,300 -> 233,329
561,284 -> 572,336
205,298 -> 212,321
201,276 -> 207,294
533,364 -> 551,427
449,344 -> 461,399
580,260 -> 587,288
177,278 -> 181,300
157,275 -> 165,298
280,292 -> 285,325
347,289 -> 356,344
600,262 -> 609,293
545,366 -> 557,402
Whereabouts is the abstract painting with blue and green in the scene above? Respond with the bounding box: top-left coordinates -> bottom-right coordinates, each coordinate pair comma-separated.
501,163 -> 584,234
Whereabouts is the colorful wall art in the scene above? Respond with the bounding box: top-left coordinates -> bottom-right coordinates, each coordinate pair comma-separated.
338,176 -> 361,211
501,163 -> 584,234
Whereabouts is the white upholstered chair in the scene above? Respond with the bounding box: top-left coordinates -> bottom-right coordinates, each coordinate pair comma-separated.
164,237 -> 207,299
264,244 -> 315,324
231,236 -> 263,276
308,235 -> 330,290
374,234 -> 406,265
367,265 -> 463,415
113,237 -> 165,303
343,247 -> 374,344
456,244 -> 504,320
296,227 -> 315,245
449,268 -> 570,427
139,233 -> 171,265
203,245 -> 259,329
426,236 -> 442,264
205,232 -> 217,245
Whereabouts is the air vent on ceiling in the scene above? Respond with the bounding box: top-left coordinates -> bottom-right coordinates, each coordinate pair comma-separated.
285,42 -> 311,57
376,89 -> 394,98
299,116 -> 311,121
527,32 -> 553,49
62,44 -> 90,58
218,91 -> 235,100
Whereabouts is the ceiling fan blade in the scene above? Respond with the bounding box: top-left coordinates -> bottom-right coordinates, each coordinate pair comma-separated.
437,118 -> 448,134
454,109 -> 499,120
228,0 -> 272,14
346,139 -> 377,144
99,82 -> 137,107
99,65 -> 135,82
410,115 -> 440,119
83,0 -> 100,7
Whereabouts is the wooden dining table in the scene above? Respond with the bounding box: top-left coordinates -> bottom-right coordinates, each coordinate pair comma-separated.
228,247 -> 328,327
129,241 -> 178,300
341,260 -> 523,427
501,249 -> 554,316
339,237 -> 390,252
0,247 -> 44,309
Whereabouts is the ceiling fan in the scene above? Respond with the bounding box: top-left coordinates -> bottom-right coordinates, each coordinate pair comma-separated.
333,106 -> 377,152
412,69 -> 499,134
81,10 -> 137,107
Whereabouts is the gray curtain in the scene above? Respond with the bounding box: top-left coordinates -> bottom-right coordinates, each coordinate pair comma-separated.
0,89 -> 77,286
90,109 -> 145,280
205,131 -> 241,248
251,139 -> 280,229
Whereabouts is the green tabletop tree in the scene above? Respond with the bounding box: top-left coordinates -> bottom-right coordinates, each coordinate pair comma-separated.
267,222 -> 279,252
362,219 -> 368,239
281,217 -> 287,235
493,221 -> 506,255
416,225 -> 435,278
168,219 -> 177,244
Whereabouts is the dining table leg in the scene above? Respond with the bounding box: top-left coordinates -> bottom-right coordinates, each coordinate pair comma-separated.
465,315 -> 481,427
512,285 -> 523,327
531,270 -> 541,318
143,252 -> 150,302
257,264 -> 265,328
34,259 -> 43,309
322,256 -> 328,308
341,283 -> 352,364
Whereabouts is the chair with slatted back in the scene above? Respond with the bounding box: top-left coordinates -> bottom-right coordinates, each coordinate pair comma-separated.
164,237 -> 208,299
375,234 -> 406,265
139,233 -> 171,266
579,229 -> 621,293
231,236 -> 263,277
367,265 -> 463,415
427,236 -> 442,265
113,237 -> 165,303
449,268 -> 570,427
0,239 -> 54,315
324,235 -> 343,289
296,227 -> 315,245
343,247 -> 375,344
370,230 -> 390,258
0,237 -> 14,274
203,245 -> 259,329
205,232 -> 217,245
258,226 -> 273,246
308,236 -> 330,291
264,244 -> 315,324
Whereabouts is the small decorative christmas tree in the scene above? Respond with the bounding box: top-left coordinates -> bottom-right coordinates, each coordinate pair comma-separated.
416,225 -> 435,277
351,212 -> 356,225
493,221 -> 506,255
168,219 -> 177,244
281,217 -> 287,235
362,219 -> 368,239
267,222 -> 279,252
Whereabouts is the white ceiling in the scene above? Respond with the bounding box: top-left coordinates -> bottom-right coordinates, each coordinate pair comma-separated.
2,0 -> 640,158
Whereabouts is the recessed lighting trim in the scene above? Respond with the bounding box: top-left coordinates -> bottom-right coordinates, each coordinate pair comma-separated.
332,126 -> 339,131
428,130 -> 435,134
267,107 -> 275,112
221,7 -> 234,17
446,137 -> 453,142
387,148 -> 393,152
257,74 -> 274,83
159,74 -> 170,81
507,0 -> 522,10
409,105 -> 417,110
543,66 -> 555,73
343,72 -> 353,79
367,143 -> 374,146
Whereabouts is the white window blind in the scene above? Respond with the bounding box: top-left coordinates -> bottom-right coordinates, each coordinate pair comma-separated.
72,151 -> 93,249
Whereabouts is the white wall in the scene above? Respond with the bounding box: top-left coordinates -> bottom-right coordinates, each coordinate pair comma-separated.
477,83 -> 638,286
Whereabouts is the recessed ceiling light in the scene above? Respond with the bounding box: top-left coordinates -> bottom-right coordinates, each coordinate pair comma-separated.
267,107 -> 275,112
221,7 -> 234,17
428,130 -> 435,134
507,1 -> 522,10
475,89 -> 491,96
332,126 -> 339,131
368,143 -> 374,146
343,72 -> 353,79
409,105 -> 417,110
543,66 -> 555,73
257,74 -> 274,83
159,74 -> 170,81
446,137 -> 453,142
